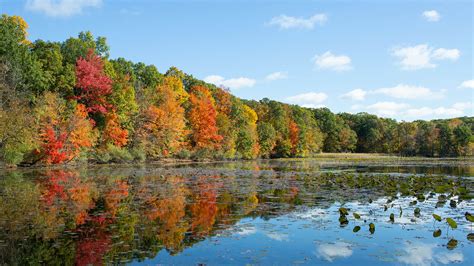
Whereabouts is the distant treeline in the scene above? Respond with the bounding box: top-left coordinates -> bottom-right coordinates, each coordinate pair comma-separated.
0,15 -> 472,166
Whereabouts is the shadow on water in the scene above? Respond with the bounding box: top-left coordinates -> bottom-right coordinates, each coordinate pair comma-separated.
0,159 -> 473,265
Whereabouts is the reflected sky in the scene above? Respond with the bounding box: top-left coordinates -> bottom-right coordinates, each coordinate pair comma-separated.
0,159 -> 473,265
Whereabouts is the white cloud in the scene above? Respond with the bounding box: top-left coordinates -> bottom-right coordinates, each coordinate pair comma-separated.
405,107 -> 464,117
285,92 -> 328,108
367,101 -> 410,116
313,51 -> 352,71
452,102 -> 472,111
204,75 -> 256,89
265,71 -> 288,81
374,84 -> 444,99
316,242 -> 353,262
405,102 -> 471,118
391,44 -> 460,70
356,101 -> 471,119
267,13 -> 327,30
459,79 -> 474,89
432,48 -> 460,60
341,89 -> 367,101
26,0 -> 102,17
422,10 -> 441,22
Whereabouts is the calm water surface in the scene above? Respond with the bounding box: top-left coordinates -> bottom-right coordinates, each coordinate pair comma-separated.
0,159 -> 473,265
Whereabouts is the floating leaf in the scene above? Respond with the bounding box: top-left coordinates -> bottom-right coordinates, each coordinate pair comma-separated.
432,214 -> 442,222
339,207 -> 349,216
446,218 -> 457,229
433,229 -> 442,238
353,213 -> 361,219
417,194 -> 425,202
339,215 -> 349,226
449,200 -> 457,208
353,226 -> 361,233
414,208 -> 421,218
438,194 -> 447,203
369,223 -> 375,234
389,213 -> 394,223
447,239 -> 458,250
384,205 -> 388,212
465,212 -> 474,222
467,233 -> 474,243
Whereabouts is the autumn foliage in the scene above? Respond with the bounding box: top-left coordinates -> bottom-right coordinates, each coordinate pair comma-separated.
75,49 -> 112,115
36,93 -> 96,164
289,120 -> 299,155
39,126 -> 69,164
140,76 -> 188,157
1,15 -> 472,166
188,86 -> 223,149
102,111 -> 129,147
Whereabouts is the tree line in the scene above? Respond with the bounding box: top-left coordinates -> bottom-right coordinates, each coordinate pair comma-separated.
0,15 -> 472,166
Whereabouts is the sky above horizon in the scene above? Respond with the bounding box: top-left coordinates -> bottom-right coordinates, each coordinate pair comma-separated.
1,0 -> 473,121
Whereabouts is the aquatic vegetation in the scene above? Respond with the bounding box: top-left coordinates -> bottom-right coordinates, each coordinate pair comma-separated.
447,218 -> 458,229
0,159 -> 473,264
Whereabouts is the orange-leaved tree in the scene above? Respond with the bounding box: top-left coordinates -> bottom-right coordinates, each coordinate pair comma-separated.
289,120 -> 299,156
102,111 -> 129,147
141,76 -> 188,157
188,85 -> 222,150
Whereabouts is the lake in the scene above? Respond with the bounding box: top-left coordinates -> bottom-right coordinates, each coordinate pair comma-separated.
1,158 -> 473,265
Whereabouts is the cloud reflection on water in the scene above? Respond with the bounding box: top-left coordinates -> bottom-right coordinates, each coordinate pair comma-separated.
398,242 -> 464,266
316,242 -> 353,262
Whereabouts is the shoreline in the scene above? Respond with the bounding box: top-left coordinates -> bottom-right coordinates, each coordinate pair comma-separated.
2,153 -> 473,171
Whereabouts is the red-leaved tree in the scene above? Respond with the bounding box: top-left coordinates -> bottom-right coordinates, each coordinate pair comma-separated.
75,49 -> 112,115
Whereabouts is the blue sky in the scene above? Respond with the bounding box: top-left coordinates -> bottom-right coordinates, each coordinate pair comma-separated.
1,0 -> 473,121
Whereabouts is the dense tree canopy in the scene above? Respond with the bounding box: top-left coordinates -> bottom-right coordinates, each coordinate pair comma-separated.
0,15 -> 472,166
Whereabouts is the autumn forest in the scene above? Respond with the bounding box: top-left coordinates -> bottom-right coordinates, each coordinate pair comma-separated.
0,15 -> 472,167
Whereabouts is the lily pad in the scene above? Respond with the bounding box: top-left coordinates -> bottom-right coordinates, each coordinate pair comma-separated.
432,214 -> 442,222
447,239 -> 458,250
339,207 -> 349,216
353,212 -> 361,219
339,215 -> 349,226
467,233 -> 474,242
446,218 -> 457,229
433,229 -> 441,238
353,226 -> 361,233
414,208 -> 421,218
465,212 -> 474,222
449,200 -> 457,208
369,223 -> 375,234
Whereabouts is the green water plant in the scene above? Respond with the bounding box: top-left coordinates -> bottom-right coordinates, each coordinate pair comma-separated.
447,239 -> 458,250
414,207 -> 421,218
446,218 -> 457,229
432,214 -> 442,222
369,223 -> 375,234
353,212 -> 361,219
